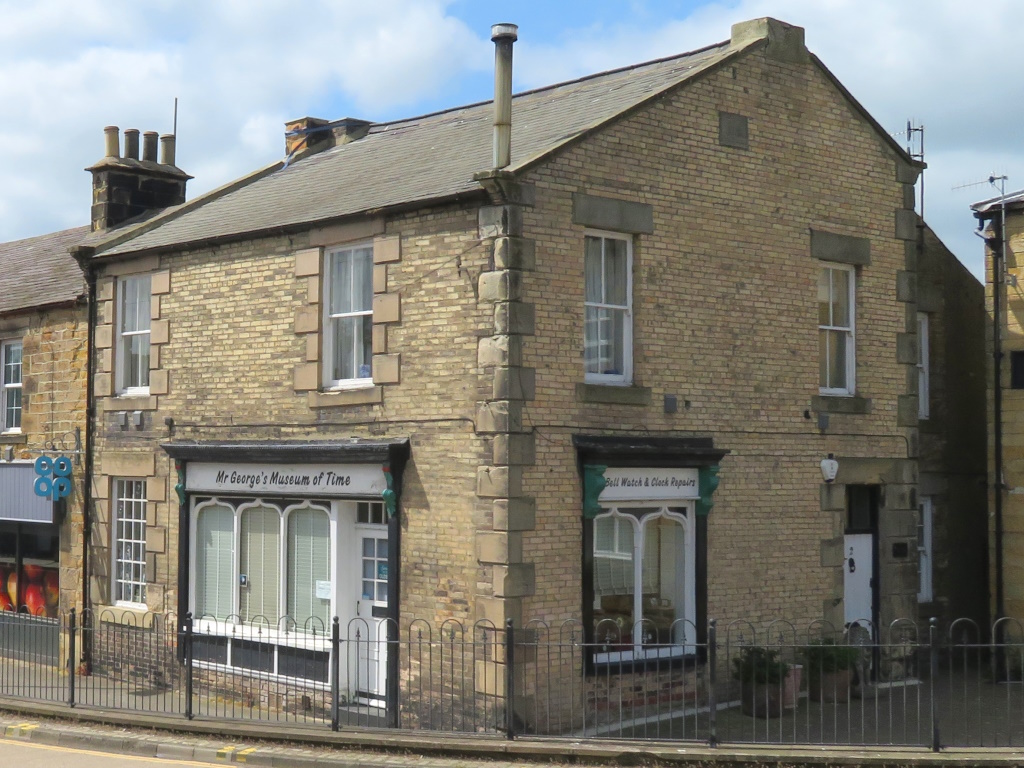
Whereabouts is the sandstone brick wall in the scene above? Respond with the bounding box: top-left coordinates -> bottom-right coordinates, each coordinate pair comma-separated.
89,203 -> 493,626
0,304 -> 89,615
516,44 -> 919,630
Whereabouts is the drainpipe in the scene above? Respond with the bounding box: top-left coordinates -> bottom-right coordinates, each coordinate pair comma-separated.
71,248 -> 96,667
992,209 -> 1006,627
491,23 -> 518,170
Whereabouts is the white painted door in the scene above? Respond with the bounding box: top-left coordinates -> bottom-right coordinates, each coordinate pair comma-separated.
354,527 -> 388,705
843,533 -> 873,628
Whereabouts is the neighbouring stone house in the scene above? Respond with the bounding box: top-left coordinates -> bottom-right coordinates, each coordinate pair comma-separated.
973,190 -> 1024,625
0,227 -> 89,621
70,17 -> 986,726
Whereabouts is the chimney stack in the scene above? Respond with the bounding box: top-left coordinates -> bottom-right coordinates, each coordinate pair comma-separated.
86,125 -> 192,232
490,23 -> 517,170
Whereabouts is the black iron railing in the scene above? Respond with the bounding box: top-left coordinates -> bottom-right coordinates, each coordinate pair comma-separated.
0,609 -> 1021,749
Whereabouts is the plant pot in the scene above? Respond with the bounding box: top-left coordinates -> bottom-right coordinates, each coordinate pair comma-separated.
809,668 -> 852,703
741,682 -> 784,718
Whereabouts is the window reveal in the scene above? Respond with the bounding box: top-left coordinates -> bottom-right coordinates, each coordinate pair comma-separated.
590,506 -> 694,658
1,340 -> 22,432
324,245 -> 373,387
584,232 -> 632,383
818,264 -> 855,395
117,275 -> 152,392
917,312 -> 930,419
113,479 -> 147,606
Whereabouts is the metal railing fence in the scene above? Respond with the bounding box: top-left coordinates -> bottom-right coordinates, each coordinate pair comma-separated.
0,609 -> 1021,749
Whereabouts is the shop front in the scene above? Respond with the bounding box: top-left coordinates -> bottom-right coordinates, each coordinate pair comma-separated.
0,461 -> 63,661
164,439 -> 409,707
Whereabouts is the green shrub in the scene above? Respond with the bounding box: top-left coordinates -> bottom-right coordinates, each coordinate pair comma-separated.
801,639 -> 860,676
732,646 -> 788,685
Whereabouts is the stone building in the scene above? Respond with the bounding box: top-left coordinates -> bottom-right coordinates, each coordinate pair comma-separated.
72,17 -> 985,720
0,227 -> 89,621
973,190 -> 1024,624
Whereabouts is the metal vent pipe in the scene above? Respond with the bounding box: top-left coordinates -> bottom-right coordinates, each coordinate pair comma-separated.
491,23 -> 518,169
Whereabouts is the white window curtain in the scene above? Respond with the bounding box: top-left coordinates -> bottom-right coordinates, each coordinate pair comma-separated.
328,247 -> 373,383
584,234 -> 630,381
118,275 -> 151,390
195,503 -> 235,620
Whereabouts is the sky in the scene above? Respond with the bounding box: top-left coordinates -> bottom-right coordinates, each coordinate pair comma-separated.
0,0 -> 1020,281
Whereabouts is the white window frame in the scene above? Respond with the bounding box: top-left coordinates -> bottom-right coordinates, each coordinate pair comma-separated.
1,339 -> 22,433
918,497 -> 933,602
918,312 -> 930,419
584,230 -> 633,385
323,244 -> 374,390
818,263 -> 856,396
112,479 -> 147,608
591,503 -> 696,663
115,274 -> 152,395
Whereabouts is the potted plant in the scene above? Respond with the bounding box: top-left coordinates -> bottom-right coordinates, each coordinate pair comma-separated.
732,645 -> 788,717
802,640 -> 860,702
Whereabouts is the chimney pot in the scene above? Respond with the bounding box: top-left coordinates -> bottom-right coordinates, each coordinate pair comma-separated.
160,134 -> 176,166
103,126 -> 120,158
142,131 -> 158,162
490,22 -> 518,170
124,129 -> 140,160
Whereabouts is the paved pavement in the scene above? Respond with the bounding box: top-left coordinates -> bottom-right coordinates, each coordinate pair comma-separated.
2,702 -> 1024,767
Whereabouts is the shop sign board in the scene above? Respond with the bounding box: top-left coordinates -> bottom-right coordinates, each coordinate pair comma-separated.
599,467 -> 700,502
186,462 -> 387,497
0,463 -> 55,523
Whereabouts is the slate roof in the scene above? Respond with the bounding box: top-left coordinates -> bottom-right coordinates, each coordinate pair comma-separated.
90,39 -> 740,258
972,189 -> 1024,215
0,226 -> 88,315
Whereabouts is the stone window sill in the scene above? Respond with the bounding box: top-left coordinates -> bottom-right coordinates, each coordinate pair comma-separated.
308,386 -> 383,408
0,432 -> 26,445
811,395 -> 871,415
576,383 -> 652,406
111,393 -> 158,412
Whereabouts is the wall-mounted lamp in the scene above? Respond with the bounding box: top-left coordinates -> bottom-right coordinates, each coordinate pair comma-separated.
820,453 -> 839,483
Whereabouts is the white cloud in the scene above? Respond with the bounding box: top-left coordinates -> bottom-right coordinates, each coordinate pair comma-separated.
0,0 -> 1018,279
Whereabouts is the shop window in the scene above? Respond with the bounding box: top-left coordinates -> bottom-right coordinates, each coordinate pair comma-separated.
0,521 -> 59,616
323,244 -> 373,389
194,502 -> 233,619
1,340 -> 22,432
589,506 -> 695,662
113,479 -> 147,606
239,503 -> 281,624
818,263 -> 856,395
191,497 -> 334,683
116,275 -> 151,394
286,507 -> 330,628
584,231 -> 632,384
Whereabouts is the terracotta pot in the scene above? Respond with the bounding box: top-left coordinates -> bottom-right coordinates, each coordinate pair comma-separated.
741,683 -> 784,718
809,668 -> 853,702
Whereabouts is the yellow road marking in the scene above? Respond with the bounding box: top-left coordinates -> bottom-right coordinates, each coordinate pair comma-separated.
216,744 -> 238,760
236,746 -> 258,762
4,723 -> 38,738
